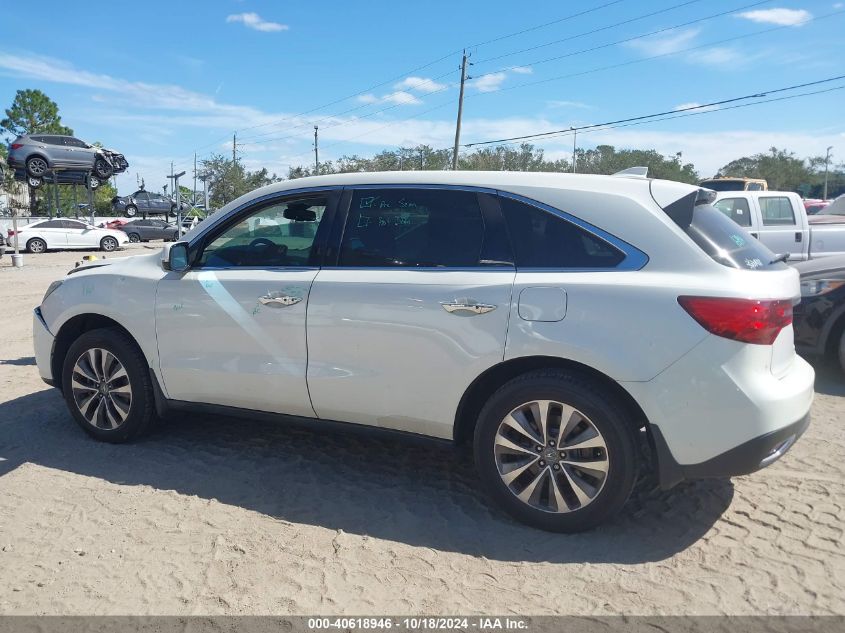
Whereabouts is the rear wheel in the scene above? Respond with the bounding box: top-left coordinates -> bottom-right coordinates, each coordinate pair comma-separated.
26,237 -> 47,254
27,175 -> 43,189
127,232 -> 141,243
61,328 -> 156,442
100,236 -> 119,252
474,370 -> 638,532
87,175 -> 100,190
124,204 -> 138,218
25,156 -> 48,178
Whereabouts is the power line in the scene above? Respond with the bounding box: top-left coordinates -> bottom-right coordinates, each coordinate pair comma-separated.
468,0 -> 629,49
470,0 -> 771,82
184,0 -> 631,160
464,76 -> 845,147
467,8 -> 843,98
472,0 -> 710,66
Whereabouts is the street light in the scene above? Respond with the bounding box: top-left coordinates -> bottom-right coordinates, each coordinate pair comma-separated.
824,146 -> 833,200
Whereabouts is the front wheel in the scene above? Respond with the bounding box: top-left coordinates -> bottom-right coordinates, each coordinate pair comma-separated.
838,330 -> 845,376
124,204 -> 137,218
474,370 -> 638,532
61,328 -> 156,442
100,236 -> 119,252
27,175 -> 43,189
93,157 -> 113,180
27,237 -> 47,254
87,175 -> 100,190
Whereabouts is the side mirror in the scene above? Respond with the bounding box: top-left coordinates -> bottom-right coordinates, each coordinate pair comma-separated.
163,241 -> 190,272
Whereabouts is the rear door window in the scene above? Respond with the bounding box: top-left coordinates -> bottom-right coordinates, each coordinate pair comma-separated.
339,188 -> 485,267
499,196 -> 624,268
713,197 -> 752,227
686,205 -> 781,270
759,197 -> 796,226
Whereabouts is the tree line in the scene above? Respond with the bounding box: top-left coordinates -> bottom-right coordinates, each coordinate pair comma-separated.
2,88 -> 843,217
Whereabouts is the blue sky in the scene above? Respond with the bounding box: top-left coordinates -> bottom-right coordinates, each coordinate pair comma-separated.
1,0 -> 843,194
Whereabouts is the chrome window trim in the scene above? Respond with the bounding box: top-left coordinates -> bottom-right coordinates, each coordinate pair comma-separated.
189,182 -> 648,272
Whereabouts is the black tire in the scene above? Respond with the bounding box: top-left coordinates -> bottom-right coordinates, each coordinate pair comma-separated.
93,157 -> 113,180
100,236 -> 119,252
473,370 -> 639,532
838,330 -> 845,376
61,328 -> 156,443
124,204 -> 138,218
27,175 -> 43,189
26,237 -> 47,254
25,155 -> 49,178
127,232 -> 141,243
88,175 -> 100,190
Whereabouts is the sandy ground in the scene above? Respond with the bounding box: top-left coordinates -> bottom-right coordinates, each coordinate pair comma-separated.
0,246 -> 843,616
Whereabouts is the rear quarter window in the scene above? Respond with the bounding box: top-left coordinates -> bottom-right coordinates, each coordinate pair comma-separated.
686,205 -> 781,270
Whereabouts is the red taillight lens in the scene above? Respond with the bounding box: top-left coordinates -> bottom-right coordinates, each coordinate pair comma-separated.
10,143 -> 23,150
7,229 -> 16,237
678,296 -> 793,345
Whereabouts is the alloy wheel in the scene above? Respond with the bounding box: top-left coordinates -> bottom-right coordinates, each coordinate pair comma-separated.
71,348 -> 132,430
494,399 -> 609,513
27,157 -> 48,176
28,239 -> 45,253
102,237 -> 118,251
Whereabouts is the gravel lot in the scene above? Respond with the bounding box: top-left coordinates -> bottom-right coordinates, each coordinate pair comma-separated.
0,246 -> 843,615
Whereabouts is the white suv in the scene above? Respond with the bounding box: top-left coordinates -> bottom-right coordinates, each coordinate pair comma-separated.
32,171 -> 814,532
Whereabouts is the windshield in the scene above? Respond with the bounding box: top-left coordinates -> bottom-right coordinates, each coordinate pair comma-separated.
685,204 -> 783,270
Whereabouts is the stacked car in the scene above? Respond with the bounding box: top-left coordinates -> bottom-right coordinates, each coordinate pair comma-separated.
6,134 -> 128,190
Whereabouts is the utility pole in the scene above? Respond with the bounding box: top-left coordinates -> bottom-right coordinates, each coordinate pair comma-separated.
824,146 -> 833,200
419,148 -> 424,170
571,127 -> 577,174
167,167 -> 186,237
452,50 -> 470,170
314,126 -> 319,175
193,153 -> 197,206
232,133 -> 237,163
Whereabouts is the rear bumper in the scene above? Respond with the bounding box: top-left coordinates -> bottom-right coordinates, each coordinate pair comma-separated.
33,307 -> 56,386
651,411 -> 810,488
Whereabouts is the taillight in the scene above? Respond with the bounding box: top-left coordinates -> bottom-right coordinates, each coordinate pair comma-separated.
6,229 -> 16,237
678,296 -> 793,345
10,143 -> 23,150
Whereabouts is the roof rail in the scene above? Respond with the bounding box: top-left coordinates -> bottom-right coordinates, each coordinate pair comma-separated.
612,166 -> 648,178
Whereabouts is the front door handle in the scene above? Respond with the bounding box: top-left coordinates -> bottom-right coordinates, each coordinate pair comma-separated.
440,301 -> 497,315
259,292 -> 302,308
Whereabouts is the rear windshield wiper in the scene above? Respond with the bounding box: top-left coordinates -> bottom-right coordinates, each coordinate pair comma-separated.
770,253 -> 790,264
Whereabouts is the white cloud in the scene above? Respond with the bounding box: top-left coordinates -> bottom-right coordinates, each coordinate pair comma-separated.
835,3 -> 844,9
736,8 -> 812,26
627,28 -> 700,56
471,72 -> 508,93
394,76 -> 447,93
356,91 -> 422,106
510,66 -> 533,74
225,12 -> 288,32
694,47 -> 743,66
673,102 -> 720,113
546,100 -> 591,109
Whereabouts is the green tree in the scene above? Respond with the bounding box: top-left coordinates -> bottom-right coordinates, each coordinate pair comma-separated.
0,89 -> 73,139
717,147 -> 813,191
201,154 -> 279,208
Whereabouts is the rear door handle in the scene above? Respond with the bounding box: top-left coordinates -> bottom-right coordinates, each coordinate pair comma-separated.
795,231 -> 802,243
440,301 -> 497,315
259,292 -> 302,308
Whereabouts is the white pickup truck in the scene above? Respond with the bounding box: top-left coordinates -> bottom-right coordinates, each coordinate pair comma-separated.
713,190 -> 845,260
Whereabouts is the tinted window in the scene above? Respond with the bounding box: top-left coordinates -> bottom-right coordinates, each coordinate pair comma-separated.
500,196 -> 624,268
746,182 -> 764,191
759,197 -> 795,226
686,205 -> 779,270
699,180 -> 746,192
61,220 -> 87,229
134,192 -> 149,202
37,220 -> 64,228
198,196 -> 327,268
340,189 -> 484,267
713,197 -> 752,227
43,136 -> 63,146
65,138 -> 88,148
